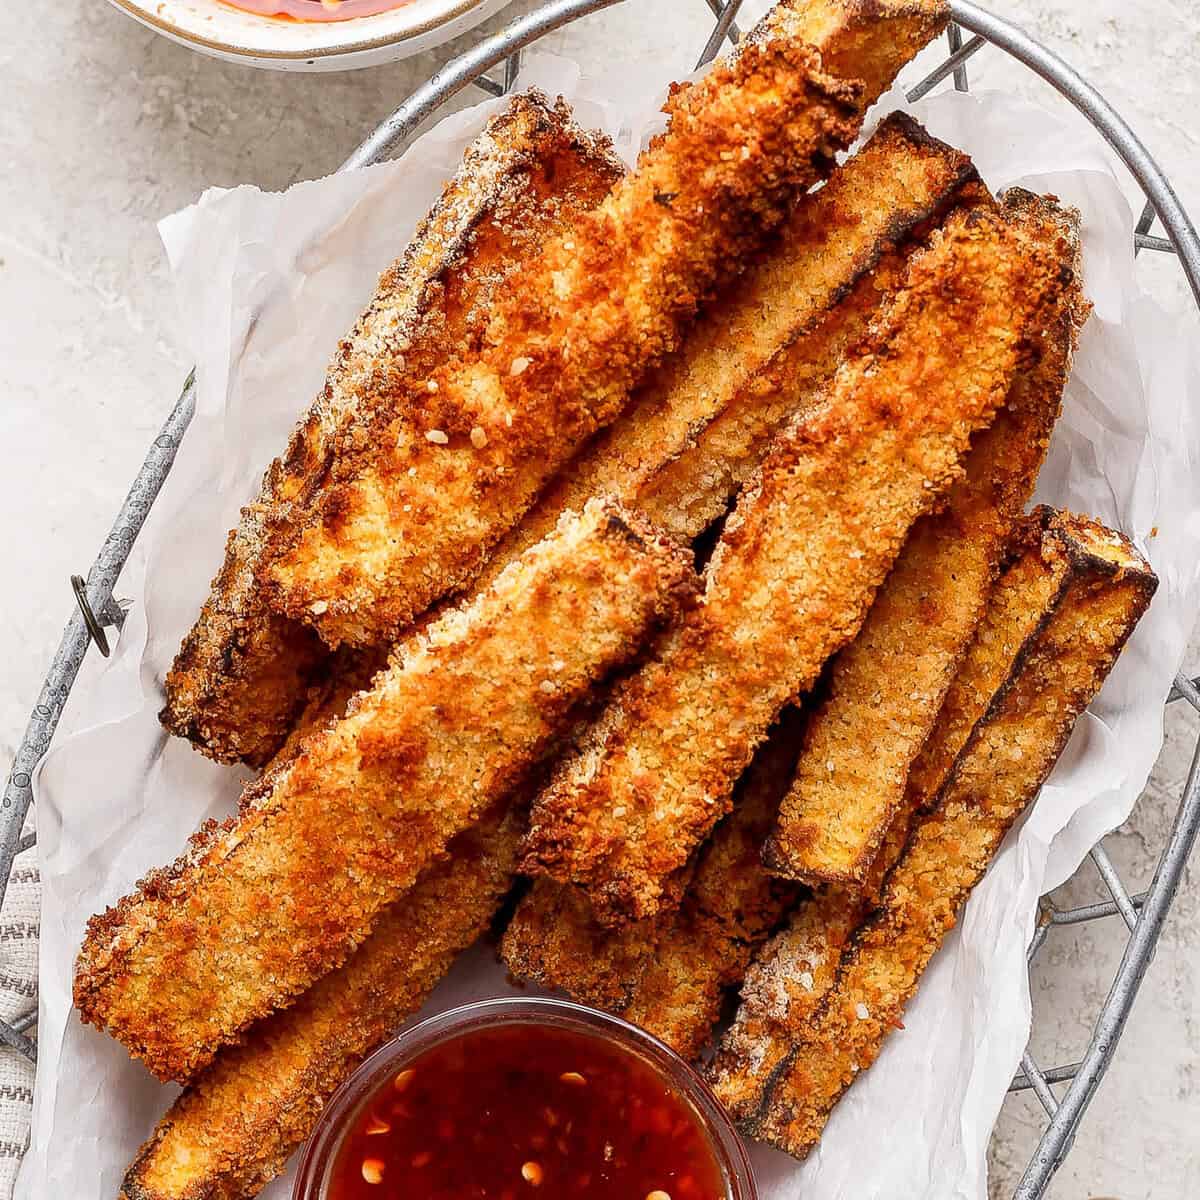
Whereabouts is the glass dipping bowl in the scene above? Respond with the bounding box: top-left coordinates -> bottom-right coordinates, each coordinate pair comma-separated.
293,997 -> 757,1200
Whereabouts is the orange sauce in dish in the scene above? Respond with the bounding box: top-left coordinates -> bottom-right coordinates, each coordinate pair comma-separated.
222,0 -> 415,21
326,1021 -> 730,1200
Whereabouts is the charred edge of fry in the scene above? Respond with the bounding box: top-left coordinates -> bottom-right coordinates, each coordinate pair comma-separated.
263,0 -> 947,649
742,509 -> 1155,1155
158,90 -> 624,766
119,807 -> 522,1200
760,193 -> 1085,887
740,0 -> 949,101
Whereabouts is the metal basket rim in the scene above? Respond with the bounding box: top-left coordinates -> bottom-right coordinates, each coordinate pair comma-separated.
5,4 -> 1199,1199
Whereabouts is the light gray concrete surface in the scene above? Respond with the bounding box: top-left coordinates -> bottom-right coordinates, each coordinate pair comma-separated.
2,0 -> 1198,1195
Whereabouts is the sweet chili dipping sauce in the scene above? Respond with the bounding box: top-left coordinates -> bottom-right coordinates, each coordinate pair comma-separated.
223,0 -> 416,23
297,1000 -> 754,1200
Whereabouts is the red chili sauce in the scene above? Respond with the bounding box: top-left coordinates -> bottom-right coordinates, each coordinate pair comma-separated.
327,1022 -> 730,1200
222,0 -> 413,22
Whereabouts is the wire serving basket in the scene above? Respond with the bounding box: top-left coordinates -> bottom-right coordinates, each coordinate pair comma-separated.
5,2 -> 1199,1196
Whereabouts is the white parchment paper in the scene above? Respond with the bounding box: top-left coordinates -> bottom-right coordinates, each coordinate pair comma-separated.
18,53 -> 1200,1200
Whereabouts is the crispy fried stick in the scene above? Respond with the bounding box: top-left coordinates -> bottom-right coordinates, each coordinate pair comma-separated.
738,509 -> 1156,1157
501,871 -> 696,1015
263,0 -> 949,648
161,95 -> 621,767
522,204 -> 1070,926
119,805 -> 522,1200
620,715 -> 806,1059
762,191 -> 1087,886
502,708 -> 804,1044
74,498 -> 697,1082
706,515 -> 1071,1121
159,93 -> 625,766
476,112 -> 979,581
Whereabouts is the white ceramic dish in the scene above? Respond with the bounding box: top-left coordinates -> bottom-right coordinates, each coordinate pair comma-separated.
105,0 -> 514,71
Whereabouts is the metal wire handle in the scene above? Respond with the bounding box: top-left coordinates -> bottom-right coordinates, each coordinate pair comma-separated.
6,5 -> 1199,1198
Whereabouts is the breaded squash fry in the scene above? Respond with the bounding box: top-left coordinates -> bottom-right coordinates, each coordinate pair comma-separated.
523,205 -> 1069,925
706,881 -> 867,1122
263,0 -> 949,648
74,498 -> 697,1082
620,715 -> 806,1059
160,93 -> 623,766
501,871 -> 695,1014
742,510 -> 1156,1157
762,193 -> 1086,885
476,112 -> 979,576
502,709 -> 803,1043
707,516 -> 1067,1122
119,807 -> 521,1200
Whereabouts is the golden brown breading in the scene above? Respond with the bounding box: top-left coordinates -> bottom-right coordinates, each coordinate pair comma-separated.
733,509 -> 1156,1157
262,0 -> 949,648
260,645 -> 389,776
119,806 -> 521,1200
620,713 -> 806,1059
761,193 -> 1086,885
522,204 -> 1070,926
74,499 -> 698,1082
706,512 -> 1076,1122
501,708 -> 804,1043
474,112 -> 979,579
158,93 -> 624,766
902,523 -> 1071,812
247,111 -> 975,782
501,870 -> 695,1014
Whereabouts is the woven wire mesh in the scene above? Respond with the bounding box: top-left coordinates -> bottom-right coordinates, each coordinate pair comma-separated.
5,3 -> 1200,1197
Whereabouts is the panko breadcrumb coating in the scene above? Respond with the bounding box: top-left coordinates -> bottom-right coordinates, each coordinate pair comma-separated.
74,498 -> 697,1082
706,515 -> 1062,1122
119,806 -> 521,1200
523,204 -> 1071,926
762,191 -> 1087,886
744,509 -> 1155,1157
620,715 -> 806,1060
262,0 -> 949,648
474,112 -> 979,581
159,91 -> 623,766
502,708 -> 804,1055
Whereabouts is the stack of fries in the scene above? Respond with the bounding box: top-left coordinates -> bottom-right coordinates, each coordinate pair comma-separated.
71,2 -> 1157,1195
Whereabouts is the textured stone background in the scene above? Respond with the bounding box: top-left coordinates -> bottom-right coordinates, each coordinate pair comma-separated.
2,1 -> 1197,1195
